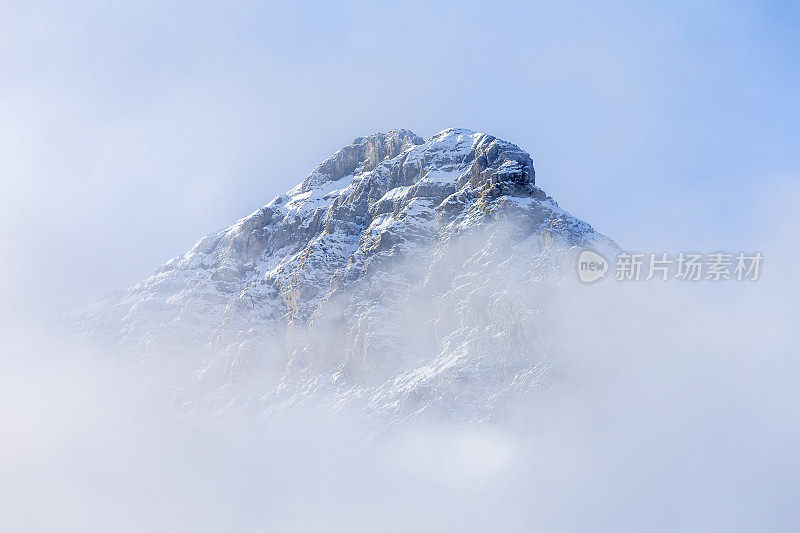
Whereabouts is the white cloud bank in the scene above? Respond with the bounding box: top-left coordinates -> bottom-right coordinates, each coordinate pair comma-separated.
1,189 -> 797,532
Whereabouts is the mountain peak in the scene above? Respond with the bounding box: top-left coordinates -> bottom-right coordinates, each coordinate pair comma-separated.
74,128 -> 614,423
297,128 -> 535,199
300,129 -> 424,192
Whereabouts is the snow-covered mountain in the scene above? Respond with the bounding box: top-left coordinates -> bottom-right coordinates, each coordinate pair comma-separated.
74,128 -> 615,425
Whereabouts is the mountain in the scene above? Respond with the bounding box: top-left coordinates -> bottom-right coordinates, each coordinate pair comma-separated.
73,128 -> 615,425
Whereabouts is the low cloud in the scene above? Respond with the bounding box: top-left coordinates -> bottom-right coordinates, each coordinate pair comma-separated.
2,215 -> 797,532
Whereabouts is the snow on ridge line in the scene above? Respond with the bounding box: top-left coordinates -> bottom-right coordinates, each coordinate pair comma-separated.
258,128 -> 525,220
219,129 -> 504,237
162,127 -> 546,278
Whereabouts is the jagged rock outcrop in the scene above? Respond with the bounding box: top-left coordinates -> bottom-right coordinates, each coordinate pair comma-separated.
73,128 -> 615,424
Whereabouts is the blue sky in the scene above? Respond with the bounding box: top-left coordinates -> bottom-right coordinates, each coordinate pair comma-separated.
1,0 -> 798,317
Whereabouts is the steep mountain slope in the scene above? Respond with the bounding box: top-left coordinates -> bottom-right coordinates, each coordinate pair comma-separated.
74,128 -> 615,424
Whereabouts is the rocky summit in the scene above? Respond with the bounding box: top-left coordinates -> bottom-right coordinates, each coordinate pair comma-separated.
74,128 -> 615,425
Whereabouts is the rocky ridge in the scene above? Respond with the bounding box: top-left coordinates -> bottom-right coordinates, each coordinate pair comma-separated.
75,128 -> 615,424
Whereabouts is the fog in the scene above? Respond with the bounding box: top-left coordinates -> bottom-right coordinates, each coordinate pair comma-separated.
2,1 -> 799,530
2,187 -> 797,531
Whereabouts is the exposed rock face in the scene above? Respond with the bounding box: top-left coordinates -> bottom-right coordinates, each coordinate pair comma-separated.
74,128 -> 615,424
